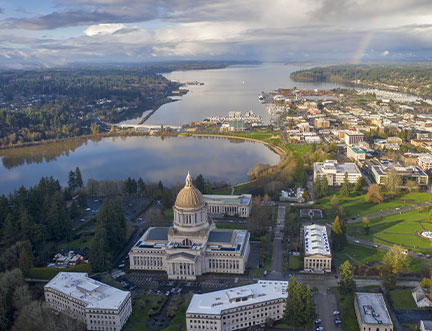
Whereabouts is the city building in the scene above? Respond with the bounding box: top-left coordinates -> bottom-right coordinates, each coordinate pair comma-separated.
370,159 -> 429,186
302,224 -> 331,273
347,145 -> 367,161
344,130 -> 364,145
313,160 -> 362,186
420,320 -> 432,331
129,173 -> 250,280
418,154 -> 432,171
203,194 -> 252,218
354,293 -> 393,331
412,286 -> 432,308
186,280 -> 288,331
44,272 -> 132,331
314,118 -> 330,129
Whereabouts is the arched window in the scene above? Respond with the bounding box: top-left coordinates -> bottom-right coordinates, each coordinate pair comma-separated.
182,238 -> 192,247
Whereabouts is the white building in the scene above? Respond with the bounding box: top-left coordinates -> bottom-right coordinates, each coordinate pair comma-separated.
186,280 -> 288,331
418,154 -> 432,171
354,293 -> 393,331
44,272 -> 132,331
313,160 -> 362,186
345,130 -> 364,145
420,320 -> 432,331
203,194 -> 252,218
303,224 -> 331,273
412,286 -> 432,308
129,173 -> 250,280
347,145 -> 367,161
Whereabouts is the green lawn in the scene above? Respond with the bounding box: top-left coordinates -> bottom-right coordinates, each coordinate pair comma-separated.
163,209 -> 174,221
389,289 -> 418,309
336,292 -> 359,331
317,192 -> 432,219
28,263 -> 92,280
211,187 -> 232,195
216,223 -> 246,230
375,233 -> 431,249
336,243 -> 385,266
288,255 -> 302,270
284,144 -> 313,158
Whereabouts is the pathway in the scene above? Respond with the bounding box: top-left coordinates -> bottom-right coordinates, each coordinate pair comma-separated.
269,206 -> 286,278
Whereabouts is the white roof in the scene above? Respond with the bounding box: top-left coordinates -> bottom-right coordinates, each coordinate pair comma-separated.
44,272 -> 129,310
355,293 -> 392,325
186,280 -> 288,315
304,224 -> 331,256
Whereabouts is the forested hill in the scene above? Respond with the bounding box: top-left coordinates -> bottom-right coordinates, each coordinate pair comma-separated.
290,64 -> 432,99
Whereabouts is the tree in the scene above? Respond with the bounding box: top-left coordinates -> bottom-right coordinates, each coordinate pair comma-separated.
302,190 -> 311,201
385,170 -> 402,194
313,176 -> 321,198
70,200 -> 80,220
320,176 -> 328,197
429,208 -> 432,222
381,246 -> 409,290
18,241 -> 33,276
77,189 -> 88,209
284,275 -> 315,327
87,178 -> 100,195
406,180 -> 419,193
362,216 -> 370,235
340,172 -> 350,198
194,174 -> 205,193
137,177 -> 146,196
75,167 -> 83,188
331,216 -> 346,251
352,176 -> 363,194
365,184 -> 384,204
294,158 -> 307,187
67,170 -> 76,191
339,260 -> 356,295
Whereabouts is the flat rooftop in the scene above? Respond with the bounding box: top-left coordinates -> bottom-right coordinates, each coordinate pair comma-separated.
186,280 -> 288,315
304,224 -> 331,256
45,272 -> 129,310
355,292 -> 392,325
203,194 -> 252,206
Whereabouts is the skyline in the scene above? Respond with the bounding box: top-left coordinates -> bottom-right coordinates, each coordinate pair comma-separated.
1,0 -> 432,68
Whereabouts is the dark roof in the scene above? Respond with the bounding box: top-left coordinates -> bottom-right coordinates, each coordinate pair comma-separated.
146,227 -> 169,241
208,230 -> 233,243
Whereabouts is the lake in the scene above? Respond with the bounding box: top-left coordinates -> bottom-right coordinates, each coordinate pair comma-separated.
121,62 -> 344,126
0,136 -> 280,195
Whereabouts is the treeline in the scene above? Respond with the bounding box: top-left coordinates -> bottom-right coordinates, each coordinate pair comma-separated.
0,177 -> 72,273
290,63 -> 432,99
0,68 -> 176,147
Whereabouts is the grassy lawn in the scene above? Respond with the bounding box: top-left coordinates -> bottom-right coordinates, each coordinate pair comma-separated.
284,144 -> 313,158
163,209 -> 174,221
336,243 -> 385,266
336,291 -> 359,331
28,263 -> 92,280
316,192 -> 432,219
249,267 -> 264,277
375,233 -> 431,249
389,289 -> 418,309
288,255 -> 302,270
211,187 -> 232,195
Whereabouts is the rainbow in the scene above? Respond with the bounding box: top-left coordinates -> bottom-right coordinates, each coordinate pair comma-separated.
350,30 -> 374,65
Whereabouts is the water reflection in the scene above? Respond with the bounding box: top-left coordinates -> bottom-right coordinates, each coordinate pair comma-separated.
0,136 -> 280,195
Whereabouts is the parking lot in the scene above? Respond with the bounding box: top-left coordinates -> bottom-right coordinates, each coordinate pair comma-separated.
314,292 -> 342,331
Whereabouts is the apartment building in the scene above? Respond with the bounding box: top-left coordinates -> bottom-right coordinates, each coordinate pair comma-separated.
313,160 -> 362,186
354,293 -> 393,331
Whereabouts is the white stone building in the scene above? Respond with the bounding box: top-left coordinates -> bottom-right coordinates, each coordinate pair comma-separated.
313,160 -> 362,186
129,173 -> 250,280
302,224 -> 331,273
203,194 -> 252,218
347,145 -> 367,161
418,154 -> 432,171
412,286 -> 432,308
344,130 -> 364,145
186,280 -> 288,331
354,293 -> 393,331
44,272 -> 132,331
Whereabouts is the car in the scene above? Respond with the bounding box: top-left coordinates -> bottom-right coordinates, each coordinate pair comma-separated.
165,291 -> 170,296
333,310 -> 340,315
395,207 -> 400,211
354,240 -> 360,243
316,327 -> 324,331
334,318 -> 342,325
373,244 -> 379,248
118,264 -> 125,268
314,319 -> 321,324
80,218 -> 85,222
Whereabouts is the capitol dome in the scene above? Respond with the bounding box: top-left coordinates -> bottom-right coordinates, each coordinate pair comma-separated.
175,172 -> 205,209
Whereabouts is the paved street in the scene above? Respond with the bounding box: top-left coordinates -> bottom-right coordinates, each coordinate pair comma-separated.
315,292 -> 341,331
270,206 -> 286,277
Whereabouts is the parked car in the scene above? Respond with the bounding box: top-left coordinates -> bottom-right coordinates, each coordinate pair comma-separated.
314,319 -> 321,324
333,310 -> 340,315
334,318 -> 342,325
316,327 -> 324,331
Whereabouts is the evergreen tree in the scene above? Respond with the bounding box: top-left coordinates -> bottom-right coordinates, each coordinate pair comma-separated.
320,176 -> 328,197
68,170 -> 76,191
340,172 -> 350,197
339,260 -> 356,295
313,177 -> 321,198
158,180 -> 164,192
77,189 -> 88,208
284,275 -> 315,327
2,213 -> 18,247
331,216 -> 346,251
137,177 -> 146,196
70,200 -> 80,220
294,158 -> 307,187
90,226 -> 111,273
352,177 -> 363,194
18,241 -> 34,276
194,174 -> 206,193
75,167 -> 83,188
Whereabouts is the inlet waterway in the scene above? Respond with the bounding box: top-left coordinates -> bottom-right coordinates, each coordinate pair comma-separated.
0,135 -> 280,195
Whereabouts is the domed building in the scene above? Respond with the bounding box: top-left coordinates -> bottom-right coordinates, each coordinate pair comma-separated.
129,173 -> 250,280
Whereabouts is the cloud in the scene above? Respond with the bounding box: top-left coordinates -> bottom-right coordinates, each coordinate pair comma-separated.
84,23 -> 125,36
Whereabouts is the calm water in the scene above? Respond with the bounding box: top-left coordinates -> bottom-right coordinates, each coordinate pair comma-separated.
122,63 -> 345,126
0,136 -> 280,195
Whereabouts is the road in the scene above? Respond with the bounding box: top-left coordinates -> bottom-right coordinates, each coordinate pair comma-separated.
315,292 -> 341,331
269,206 -> 286,278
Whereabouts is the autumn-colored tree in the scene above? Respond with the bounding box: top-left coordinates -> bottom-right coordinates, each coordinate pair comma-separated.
365,184 -> 384,204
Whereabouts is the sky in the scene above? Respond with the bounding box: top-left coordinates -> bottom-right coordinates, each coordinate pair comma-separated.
1,0 -> 432,68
